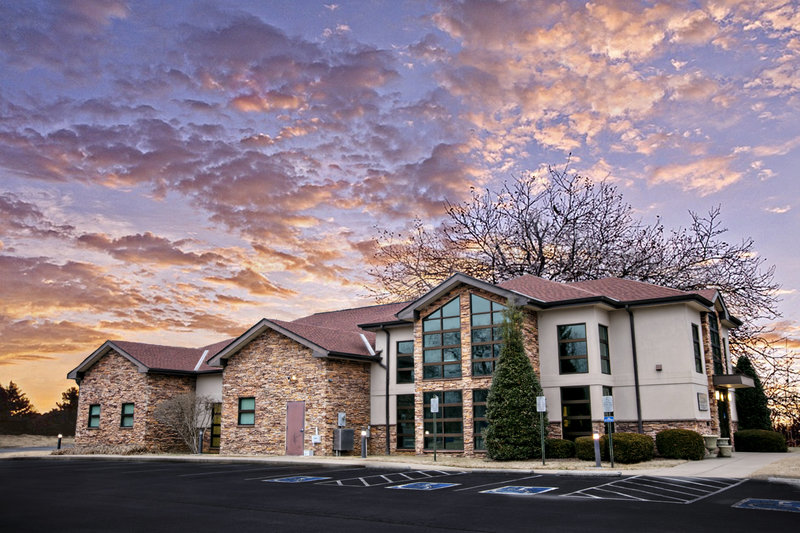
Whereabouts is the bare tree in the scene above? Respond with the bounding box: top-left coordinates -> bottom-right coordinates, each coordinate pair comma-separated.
153,393 -> 215,454
368,163 -> 791,435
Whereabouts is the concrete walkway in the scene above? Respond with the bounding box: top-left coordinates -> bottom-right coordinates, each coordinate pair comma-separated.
3,448 -> 799,482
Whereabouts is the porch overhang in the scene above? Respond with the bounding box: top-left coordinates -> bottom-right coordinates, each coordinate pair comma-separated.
713,374 -> 755,389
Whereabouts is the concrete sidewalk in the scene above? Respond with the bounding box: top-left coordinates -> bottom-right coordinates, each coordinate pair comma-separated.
4,448 -> 799,482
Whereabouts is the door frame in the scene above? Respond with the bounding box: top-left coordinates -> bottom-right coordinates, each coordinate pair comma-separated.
286,401 -> 305,455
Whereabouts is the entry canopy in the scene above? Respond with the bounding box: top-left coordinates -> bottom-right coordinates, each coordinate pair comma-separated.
713,374 -> 755,389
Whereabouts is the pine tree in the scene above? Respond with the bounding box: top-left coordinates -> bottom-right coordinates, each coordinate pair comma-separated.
485,306 -> 547,460
734,356 -> 772,430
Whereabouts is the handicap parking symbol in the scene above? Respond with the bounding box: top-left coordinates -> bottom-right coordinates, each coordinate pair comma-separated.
733,498 -> 800,513
264,476 -> 332,483
387,482 -> 460,491
481,486 -> 556,495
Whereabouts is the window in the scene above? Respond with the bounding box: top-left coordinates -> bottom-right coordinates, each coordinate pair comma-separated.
709,314 -> 724,374
561,386 -> 591,440
88,404 -> 101,428
599,325 -> 611,375
120,403 -> 134,427
396,394 -> 415,449
471,294 -> 506,376
238,397 -> 255,425
396,340 -> 414,384
423,390 -> 463,450
473,389 -> 489,451
210,403 -> 222,449
422,298 -> 461,379
692,324 -> 703,373
558,324 -> 588,374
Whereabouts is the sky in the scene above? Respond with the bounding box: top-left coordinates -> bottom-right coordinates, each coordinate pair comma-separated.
1,0 -> 799,412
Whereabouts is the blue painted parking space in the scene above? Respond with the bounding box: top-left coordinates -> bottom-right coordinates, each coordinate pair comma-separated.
733,498 -> 800,513
481,486 -> 556,495
264,476 -> 332,483
386,482 -> 461,491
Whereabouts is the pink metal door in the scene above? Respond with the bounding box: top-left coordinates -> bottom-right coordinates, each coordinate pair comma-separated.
286,401 -> 305,455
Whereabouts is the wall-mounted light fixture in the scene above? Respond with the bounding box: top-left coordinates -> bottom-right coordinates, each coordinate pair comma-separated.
287,375 -> 297,382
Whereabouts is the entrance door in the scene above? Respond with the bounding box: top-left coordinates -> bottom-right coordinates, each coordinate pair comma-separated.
210,403 -> 222,452
717,391 -> 731,439
286,401 -> 305,455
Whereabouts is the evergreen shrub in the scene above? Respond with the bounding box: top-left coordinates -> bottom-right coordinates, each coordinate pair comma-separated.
545,438 -> 575,459
611,433 -> 654,464
734,429 -> 787,452
656,429 -> 706,460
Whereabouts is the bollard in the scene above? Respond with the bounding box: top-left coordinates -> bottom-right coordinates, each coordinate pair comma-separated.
361,430 -> 367,458
593,433 -> 601,468
57,434 -> 63,450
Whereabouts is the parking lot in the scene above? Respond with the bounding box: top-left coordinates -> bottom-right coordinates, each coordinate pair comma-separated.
1,458 -> 798,531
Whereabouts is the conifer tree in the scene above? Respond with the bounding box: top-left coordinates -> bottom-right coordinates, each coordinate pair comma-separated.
734,355 -> 772,430
485,306 -> 546,460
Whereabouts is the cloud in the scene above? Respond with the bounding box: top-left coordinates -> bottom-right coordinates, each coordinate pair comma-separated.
648,154 -> 744,194
0,316 -> 108,366
77,232 -> 226,266
204,268 -> 296,297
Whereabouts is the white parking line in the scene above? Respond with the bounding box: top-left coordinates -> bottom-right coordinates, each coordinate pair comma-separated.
453,475 -> 542,492
244,466 -> 368,481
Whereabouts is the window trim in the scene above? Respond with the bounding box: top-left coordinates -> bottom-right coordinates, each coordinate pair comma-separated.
470,294 -> 505,377
396,340 -> 414,384
557,323 -> 589,374
421,297 -> 462,380
598,324 -> 611,375
692,323 -> 703,373
88,404 -> 101,428
396,394 -> 415,450
238,397 -> 255,426
120,402 -> 134,428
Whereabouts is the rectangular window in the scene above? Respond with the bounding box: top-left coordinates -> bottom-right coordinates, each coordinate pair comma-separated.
561,386 -> 592,440
396,394 -> 415,449
88,404 -> 101,428
558,324 -> 588,374
120,403 -> 134,427
210,403 -> 222,449
709,314 -> 724,375
470,294 -> 506,376
473,389 -> 489,451
422,297 -> 461,380
423,390 -> 463,450
692,324 -> 703,373
599,325 -> 611,375
238,397 -> 255,426
396,340 -> 414,384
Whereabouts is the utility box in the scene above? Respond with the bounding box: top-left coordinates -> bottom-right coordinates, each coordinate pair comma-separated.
333,429 -> 354,451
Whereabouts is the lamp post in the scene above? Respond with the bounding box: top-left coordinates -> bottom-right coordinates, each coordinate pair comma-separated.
592,433 -> 602,468
56,434 -> 63,450
361,430 -> 367,458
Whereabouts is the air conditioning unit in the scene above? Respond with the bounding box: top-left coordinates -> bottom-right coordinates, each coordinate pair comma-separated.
333,429 -> 354,451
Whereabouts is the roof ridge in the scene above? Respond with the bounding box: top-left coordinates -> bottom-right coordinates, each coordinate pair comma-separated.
295,300 -> 411,319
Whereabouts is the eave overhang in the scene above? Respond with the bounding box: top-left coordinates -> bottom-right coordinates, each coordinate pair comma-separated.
67,340 -> 149,382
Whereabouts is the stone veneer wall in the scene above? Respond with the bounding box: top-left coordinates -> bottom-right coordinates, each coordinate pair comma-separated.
75,351 -> 148,447
412,285 -> 539,457
701,313 -> 724,437
75,350 -> 195,451
143,373 -> 196,452
219,329 -> 371,456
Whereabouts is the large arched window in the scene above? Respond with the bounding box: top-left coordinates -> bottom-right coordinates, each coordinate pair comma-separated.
422,297 -> 461,379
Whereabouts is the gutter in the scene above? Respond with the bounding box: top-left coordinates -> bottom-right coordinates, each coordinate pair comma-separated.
625,305 -> 644,433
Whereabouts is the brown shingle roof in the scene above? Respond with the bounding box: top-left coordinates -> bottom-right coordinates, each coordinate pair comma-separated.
271,319 -> 375,357
498,275 -> 597,302
111,339 -> 232,373
292,301 -> 409,330
566,278 -> 696,302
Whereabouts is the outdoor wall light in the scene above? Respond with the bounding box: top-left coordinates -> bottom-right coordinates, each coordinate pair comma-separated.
287,375 -> 297,382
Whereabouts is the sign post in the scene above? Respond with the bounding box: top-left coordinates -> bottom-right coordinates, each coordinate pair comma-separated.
602,395 -> 615,468
536,396 -> 547,465
431,395 -> 439,462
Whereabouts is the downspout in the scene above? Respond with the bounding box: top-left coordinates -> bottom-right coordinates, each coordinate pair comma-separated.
381,327 -> 391,455
625,305 -> 644,433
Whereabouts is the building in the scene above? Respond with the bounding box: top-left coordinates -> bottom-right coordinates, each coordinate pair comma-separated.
68,273 -> 753,456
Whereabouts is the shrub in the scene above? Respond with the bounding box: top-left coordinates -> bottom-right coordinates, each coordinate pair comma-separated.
545,438 -> 575,459
734,429 -> 787,452
51,444 -> 149,456
656,429 -> 706,460
611,433 -> 654,464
